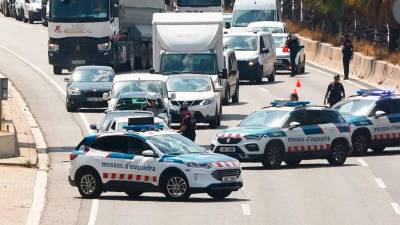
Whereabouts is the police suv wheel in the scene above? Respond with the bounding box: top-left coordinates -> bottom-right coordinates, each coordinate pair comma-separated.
207,190 -> 232,200
284,159 -> 301,167
262,142 -> 283,169
163,173 -> 190,200
352,131 -> 369,156
77,170 -> 102,199
372,146 -> 385,153
328,140 -> 348,166
125,191 -> 143,198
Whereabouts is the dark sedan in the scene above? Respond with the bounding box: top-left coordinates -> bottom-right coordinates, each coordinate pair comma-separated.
64,66 -> 114,112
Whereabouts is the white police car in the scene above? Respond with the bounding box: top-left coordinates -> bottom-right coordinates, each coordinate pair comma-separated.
211,101 -> 352,168
334,89 -> 400,155
69,118 -> 242,200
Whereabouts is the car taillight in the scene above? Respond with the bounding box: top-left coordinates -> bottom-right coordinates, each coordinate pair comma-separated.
70,153 -> 78,161
283,46 -> 290,53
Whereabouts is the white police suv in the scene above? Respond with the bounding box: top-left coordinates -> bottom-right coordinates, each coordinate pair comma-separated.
69,118 -> 242,200
211,101 -> 352,168
334,89 -> 400,155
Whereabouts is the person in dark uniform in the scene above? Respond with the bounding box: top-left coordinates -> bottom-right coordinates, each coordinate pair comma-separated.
290,93 -> 299,101
341,35 -> 354,80
177,103 -> 196,141
286,33 -> 300,77
324,74 -> 346,107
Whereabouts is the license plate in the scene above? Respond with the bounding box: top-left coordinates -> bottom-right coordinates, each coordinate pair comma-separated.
220,147 -> 235,153
71,60 -> 85,65
86,97 -> 103,102
276,60 -> 283,64
222,176 -> 237,183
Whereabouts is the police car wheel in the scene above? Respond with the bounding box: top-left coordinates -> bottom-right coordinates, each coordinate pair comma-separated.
163,174 -> 191,200
284,159 -> 302,167
77,171 -> 102,199
352,131 -> 370,156
262,142 -> 283,169
328,140 -> 348,166
125,191 -> 143,198
207,190 -> 232,200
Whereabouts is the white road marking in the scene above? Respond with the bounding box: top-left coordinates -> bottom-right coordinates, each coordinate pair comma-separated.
241,204 -> 251,216
258,87 -> 271,94
88,199 -> 99,225
356,158 -> 368,167
25,171 -> 47,225
374,178 -> 387,189
391,202 -> 400,215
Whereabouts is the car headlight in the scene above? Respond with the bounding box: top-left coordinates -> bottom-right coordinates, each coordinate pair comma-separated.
48,43 -> 59,52
97,42 -> 111,52
244,134 -> 263,140
185,161 -> 212,169
248,59 -> 257,66
68,89 -> 81,95
200,98 -> 215,105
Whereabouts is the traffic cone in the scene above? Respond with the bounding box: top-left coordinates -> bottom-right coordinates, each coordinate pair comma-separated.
296,79 -> 302,88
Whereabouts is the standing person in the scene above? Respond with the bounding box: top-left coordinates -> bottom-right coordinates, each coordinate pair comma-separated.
324,74 -> 346,107
286,33 -> 300,77
341,35 -> 354,80
177,103 -> 196,141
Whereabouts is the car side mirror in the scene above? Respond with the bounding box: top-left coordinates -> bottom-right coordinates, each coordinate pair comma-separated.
261,48 -> 269,54
218,69 -> 228,79
149,68 -> 156,74
142,150 -> 156,157
103,92 -> 110,101
375,110 -> 386,118
289,121 -> 301,130
225,22 -> 231,29
89,124 -> 97,131
64,77 -> 71,82
169,92 -> 176,100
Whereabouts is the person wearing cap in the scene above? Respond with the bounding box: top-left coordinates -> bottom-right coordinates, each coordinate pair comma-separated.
341,34 -> 353,80
177,103 -> 196,141
286,33 -> 300,77
290,93 -> 299,101
324,74 -> 345,107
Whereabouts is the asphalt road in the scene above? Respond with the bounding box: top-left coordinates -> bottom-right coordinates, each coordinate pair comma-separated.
0,15 -> 400,225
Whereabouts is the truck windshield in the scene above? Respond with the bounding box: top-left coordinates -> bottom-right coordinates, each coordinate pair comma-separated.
160,54 -> 217,75
177,0 -> 221,7
224,36 -> 258,51
233,10 -> 276,27
50,0 -> 109,22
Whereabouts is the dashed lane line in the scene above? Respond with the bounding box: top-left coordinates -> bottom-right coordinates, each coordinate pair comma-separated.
241,204 -> 251,216
88,199 -> 99,225
356,158 -> 368,167
374,178 -> 387,189
391,202 -> 400,215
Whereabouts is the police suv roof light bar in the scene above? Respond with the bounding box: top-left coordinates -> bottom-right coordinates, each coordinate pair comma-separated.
356,89 -> 395,97
123,124 -> 164,132
271,100 -> 310,107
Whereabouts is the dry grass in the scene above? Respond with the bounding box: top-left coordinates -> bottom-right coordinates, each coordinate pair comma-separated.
286,20 -> 400,65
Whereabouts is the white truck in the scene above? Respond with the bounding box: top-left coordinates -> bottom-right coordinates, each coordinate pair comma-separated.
47,0 -> 172,75
168,0 -> 224,12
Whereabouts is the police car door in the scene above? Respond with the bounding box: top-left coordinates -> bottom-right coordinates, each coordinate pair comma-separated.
369,100 -> 392,144
124,137 -> 159,186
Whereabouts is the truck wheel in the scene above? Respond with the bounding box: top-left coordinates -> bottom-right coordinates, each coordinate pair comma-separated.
53,66 -> 62,75
328,140 -> 348,166
162,172 -> 191,201
207,190 -> 232,200
232,82 -> 239,104
125,191 -> 143,198
352,130 -> 370,156
77,169 -> 102,199
262,142 -> 283,169
284,159 -> 301,167
44,19 -> 48,27
268,67 -> 276,83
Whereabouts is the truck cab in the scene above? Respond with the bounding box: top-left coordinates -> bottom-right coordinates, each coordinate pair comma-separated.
171,0 -> 224,12
232,0 -> 282,28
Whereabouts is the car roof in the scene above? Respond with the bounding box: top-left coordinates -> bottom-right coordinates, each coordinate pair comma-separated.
248,21 -> 285,28
75,66 -> 114,71
113,73 -> 167,82
97,130 -> 176,138
262,105 -> 333,112
224,31 -> 271,37
105,110 -> 154,118
166,74 -> 212,79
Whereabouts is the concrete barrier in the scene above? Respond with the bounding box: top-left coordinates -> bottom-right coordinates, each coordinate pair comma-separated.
299,36 -> 400,92
0,123 -> 17,158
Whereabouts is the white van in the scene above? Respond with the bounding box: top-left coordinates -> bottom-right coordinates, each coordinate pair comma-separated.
232,0 -> 281,28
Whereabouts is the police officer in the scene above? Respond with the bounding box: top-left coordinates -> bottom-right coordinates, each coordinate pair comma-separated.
341,35 -> 354,80
324,74 -> 346,107
286,33 -> 300,77
290,93 -> 299,101
177,103 -> 196,141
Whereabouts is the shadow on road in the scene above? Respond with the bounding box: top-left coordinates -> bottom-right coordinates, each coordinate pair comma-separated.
95,195 -> 250,203
357,149 -> 400,158
221,113 -> 247,121
242,163 -> 359,171
47,146 -> 74,153
239,80 -> 285,86
76,108 -> 107,113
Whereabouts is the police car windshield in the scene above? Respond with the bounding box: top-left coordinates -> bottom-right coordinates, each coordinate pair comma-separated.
115,98 -> 165,111
239,110 -> 290,128
334,99 -> 375,116
113,81 -> 165,98
148,134 -> 208,155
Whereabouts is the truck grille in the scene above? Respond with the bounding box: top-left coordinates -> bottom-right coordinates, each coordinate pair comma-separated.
211,169 -> 241,181
217,137 -> 242,144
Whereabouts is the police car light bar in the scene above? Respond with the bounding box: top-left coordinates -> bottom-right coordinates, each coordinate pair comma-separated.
124,124 -> 164,132
271,100 -> 310,107
356,89 -> 395,96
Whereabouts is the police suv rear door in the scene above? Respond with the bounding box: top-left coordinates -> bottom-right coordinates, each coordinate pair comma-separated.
370,99 -> 400,146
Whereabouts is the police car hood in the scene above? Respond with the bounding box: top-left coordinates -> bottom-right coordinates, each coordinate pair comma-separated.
342,115 -> 371,125
161,153 -> 237,165
219,126 -> 285,137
